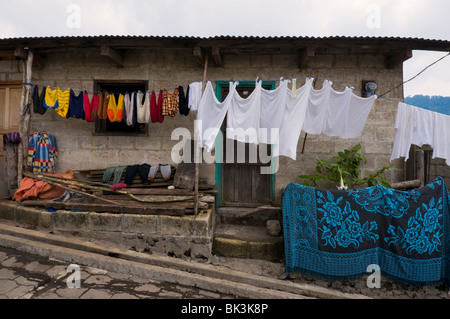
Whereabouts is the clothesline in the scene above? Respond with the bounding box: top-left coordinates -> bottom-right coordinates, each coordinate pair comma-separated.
212,76 -> 400,105
23,75 -> 400,105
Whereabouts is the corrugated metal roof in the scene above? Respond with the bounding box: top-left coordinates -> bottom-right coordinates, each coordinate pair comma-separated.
0,34 -> 449,41
0,35 -> 449,52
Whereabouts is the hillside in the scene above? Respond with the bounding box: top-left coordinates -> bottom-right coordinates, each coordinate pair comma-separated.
404,95 -> 450,115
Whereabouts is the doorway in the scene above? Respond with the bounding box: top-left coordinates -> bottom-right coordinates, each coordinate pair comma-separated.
215,81 -> 275,207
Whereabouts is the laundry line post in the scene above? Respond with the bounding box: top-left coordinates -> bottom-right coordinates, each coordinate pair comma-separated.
194,53 -> 208,215
17,49 -> 34,186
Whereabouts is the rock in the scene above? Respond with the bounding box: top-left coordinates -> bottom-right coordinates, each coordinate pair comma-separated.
266,220 -> 281,237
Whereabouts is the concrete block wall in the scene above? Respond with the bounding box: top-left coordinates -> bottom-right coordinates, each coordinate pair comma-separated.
13,47 -> 409,198
0,199 -> 214,260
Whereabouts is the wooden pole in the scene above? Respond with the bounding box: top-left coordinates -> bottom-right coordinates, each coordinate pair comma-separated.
301,76 -> 319,154
17,49 -> 33,186
194,53 -> 209,215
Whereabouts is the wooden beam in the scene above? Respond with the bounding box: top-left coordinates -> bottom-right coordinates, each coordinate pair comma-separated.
385,48 -> 412,69
390,179 -> 421,190
100,46 -> 124,68
211,46 -> 223,67
194,54 -> 209,215
0,51 -> 16,60
17,49 -> 33,186
14,47 -> 27,60
193,46 -> 204,66
297,47 -> 315,69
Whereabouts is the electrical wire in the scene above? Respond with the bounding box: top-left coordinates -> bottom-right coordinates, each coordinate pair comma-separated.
379,51 -> 450,98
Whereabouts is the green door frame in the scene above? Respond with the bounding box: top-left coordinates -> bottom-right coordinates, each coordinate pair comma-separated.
214,80 -> 276,207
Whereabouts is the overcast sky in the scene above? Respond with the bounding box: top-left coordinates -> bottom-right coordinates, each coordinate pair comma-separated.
1,0 -> 449,97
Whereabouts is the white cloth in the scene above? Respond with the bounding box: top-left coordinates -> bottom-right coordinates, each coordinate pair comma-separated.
226,81 -> 262,144
259,80 -> 289,145
276,78 -> 313,160
188,81 -> 203,111
303,80 -> 377,139
196,81 -> 237,151
123,93 -> 134,126
391,102 -> 450,165
136,91 -> 150,123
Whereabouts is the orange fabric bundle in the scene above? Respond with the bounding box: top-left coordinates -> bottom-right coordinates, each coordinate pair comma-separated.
13,170 -> 76,202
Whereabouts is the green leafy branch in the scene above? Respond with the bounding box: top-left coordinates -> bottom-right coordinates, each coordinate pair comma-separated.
299,144 -> 392,189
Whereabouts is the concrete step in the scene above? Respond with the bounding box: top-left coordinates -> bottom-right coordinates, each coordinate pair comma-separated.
213,224 -> 284,262
0,220 -> 369,299
216,206 -> 281,226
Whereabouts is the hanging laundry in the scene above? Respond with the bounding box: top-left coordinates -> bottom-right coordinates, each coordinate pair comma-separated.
196,81 -> 237,151
162,88 -> 179,117
32,85 -> 47,115
144,91 -> 151,123
391,102 -> 450,165
27,132 -> 58,173
83,92 -> 99,122
123,92 -> 136,126
3,132 -> 21,145
178,86 -> 189,116
43,86 -> 59,110
136,91 -> 150,123
276,78 -> 314,160
96,92 -> 106,120
66,89 -> 85,119
187,81 -> 202,111
259,80 -> 289,146
303,80 -> 377,139
97,92 -> 110,120
149,91 -> 158,123
226,81 -> 262,144
150,90 -> 165,123
55,88 -> 71,118
107,93 -> 124,122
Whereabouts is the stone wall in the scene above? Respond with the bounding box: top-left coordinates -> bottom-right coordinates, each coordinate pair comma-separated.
0,199 -> 214,260
1,47 -> 416,199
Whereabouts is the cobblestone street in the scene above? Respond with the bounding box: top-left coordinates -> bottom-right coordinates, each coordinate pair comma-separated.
0,246 -> 238,299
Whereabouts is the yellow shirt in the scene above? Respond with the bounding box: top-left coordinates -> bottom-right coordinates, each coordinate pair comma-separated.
55,88 -> 70,117
44,86 -> 58,109
107,93 -> 124,122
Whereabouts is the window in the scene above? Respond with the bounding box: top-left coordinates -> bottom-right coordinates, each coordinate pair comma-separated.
94,81 -> 148,135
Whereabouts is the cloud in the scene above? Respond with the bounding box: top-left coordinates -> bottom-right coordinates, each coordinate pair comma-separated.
0,0 -> 448,97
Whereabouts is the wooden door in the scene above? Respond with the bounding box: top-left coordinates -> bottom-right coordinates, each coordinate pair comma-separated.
220,85 -> 272,207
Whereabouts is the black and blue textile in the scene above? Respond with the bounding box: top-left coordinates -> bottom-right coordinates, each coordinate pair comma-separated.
282,177 -> 450,285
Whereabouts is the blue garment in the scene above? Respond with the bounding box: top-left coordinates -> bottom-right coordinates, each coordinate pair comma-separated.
66,89 -> 85,119
282,177 -> 450,285
27,132 -> 58,173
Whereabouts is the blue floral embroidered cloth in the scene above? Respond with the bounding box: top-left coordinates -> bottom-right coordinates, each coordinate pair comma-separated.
282,177 -> 450,285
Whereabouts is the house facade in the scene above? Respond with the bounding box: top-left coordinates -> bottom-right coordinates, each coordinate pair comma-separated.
1,35 -> 449,203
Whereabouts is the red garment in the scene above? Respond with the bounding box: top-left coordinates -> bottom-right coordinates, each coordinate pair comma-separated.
84,92 -> 99,122
110,183 -> 127,191
13,170 -> 77,202
150,90 -> 164,123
